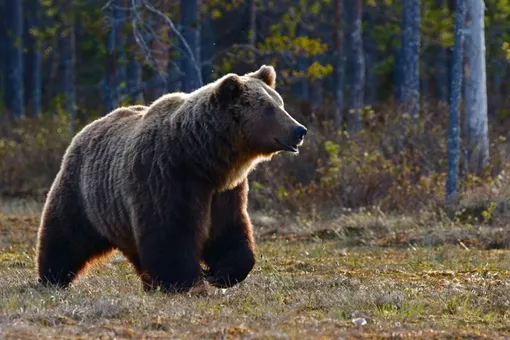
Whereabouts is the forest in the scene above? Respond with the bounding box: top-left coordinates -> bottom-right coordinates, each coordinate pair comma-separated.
0,0 -> 509,339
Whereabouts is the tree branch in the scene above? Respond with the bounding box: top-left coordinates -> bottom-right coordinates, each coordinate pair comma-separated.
140,0 -> 203,87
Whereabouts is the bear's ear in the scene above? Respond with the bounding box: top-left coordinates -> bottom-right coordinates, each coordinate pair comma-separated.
246,65 -> 276,89
215,74 -> 245,102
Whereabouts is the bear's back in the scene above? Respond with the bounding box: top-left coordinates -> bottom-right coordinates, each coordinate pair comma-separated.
76,107 -> 143,154
68,96 -> 187,246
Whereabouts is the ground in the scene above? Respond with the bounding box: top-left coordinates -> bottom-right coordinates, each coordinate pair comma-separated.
0,199 -> 509,339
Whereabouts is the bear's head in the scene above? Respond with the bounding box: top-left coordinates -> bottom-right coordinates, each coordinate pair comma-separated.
212,65 -> 307,156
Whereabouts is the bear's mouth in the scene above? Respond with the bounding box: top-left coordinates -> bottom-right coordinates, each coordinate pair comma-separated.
275,138 -> 299,153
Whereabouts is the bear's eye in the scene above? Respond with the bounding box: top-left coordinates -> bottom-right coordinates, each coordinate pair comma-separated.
263,107 -> 275,116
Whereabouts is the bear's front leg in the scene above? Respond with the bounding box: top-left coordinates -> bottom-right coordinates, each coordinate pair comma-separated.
134,183 -> 213,293
138,230 -> 203,293
203,179 -> 256,288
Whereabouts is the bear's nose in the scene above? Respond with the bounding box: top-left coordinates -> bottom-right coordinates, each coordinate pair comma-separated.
294,126 -> 307,141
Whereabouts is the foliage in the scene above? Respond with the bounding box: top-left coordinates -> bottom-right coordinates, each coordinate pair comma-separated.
503,41 -> 510,60
0,113 -> 75,196
249,101 -> 510,218
1,100 -> 509,222
1,0 -> 510,219
1,0 -> 510,116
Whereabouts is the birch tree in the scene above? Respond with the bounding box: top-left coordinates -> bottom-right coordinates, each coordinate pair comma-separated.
0,1 -> 4,105
464,0 -> 489,174
104,1 -> 120,112
344,0 -> 364,134
180,0 -> 201,92
249,0 -> 256,48
399,0 -> 421,119
126,31 -> 144,104
25,0 -> 43,117
126,0 -> 144,104
293,23 -> 309,102
200,12 -> 214,85
59,5 -> 76,129
434,0 -> 449,103
5,0 -> 24,118
150,0 -> 171,98
333,0 -> 344,129
446,0 -> 466,210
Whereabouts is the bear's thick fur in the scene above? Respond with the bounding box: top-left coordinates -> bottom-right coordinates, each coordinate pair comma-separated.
35,65 -> 307,293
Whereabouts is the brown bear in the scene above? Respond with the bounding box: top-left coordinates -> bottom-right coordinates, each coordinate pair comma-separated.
35,65 -> 307,293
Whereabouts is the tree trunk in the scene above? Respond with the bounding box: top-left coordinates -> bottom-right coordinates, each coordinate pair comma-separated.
490,61 -> 507,118
167,55 -> 182,93
464,0 -> 489,174
116,1 -> 127,99
435,0 -> 449,103
5,0 -> 24,118
151,0 -> 170,98
104,2 -> 119,113
395,47 -> 403,102
364,44 -> 377,106
200,13 -> 214,84
0,1 -> 5,109
180,0 -> 202,92
446,0 -> 466,210
292,24 -> 308,102
399,0 -> 421,119
420,51 -> 429,99
435,47 -> 449,103
333,0 -> 344,129
344,0 -> 364,134
249,0 -> 256,47
127,31 -> 144,104
310,80 -> 324,113
59,15 -> 76,129
363,9 -> 377,107
25,0 -> 42,117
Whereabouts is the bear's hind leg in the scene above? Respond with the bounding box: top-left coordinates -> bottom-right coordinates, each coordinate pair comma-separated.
203,179 -> 256,288
36,202 -> 113,288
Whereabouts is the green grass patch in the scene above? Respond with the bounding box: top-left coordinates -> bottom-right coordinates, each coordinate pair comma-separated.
0,204 -> 509,339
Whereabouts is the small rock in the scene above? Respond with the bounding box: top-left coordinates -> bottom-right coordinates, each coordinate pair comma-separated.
352,318 -> 367,326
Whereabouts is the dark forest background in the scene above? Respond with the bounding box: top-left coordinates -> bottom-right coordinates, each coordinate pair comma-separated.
1,0 -> 509,221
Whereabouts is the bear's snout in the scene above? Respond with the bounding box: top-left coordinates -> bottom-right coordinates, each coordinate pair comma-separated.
274,121 -> 307,153
293,126 -> 307,144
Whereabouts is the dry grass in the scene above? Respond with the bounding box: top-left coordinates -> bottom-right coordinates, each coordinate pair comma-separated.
1,200 -> 509,339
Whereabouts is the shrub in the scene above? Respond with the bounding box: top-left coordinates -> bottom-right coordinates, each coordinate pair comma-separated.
0,101 -> 509,219
249,101 -> 510,218
0,113 -> 75,197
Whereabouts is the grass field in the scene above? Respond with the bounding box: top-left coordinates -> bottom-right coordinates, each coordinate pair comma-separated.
1,199 -> 509,339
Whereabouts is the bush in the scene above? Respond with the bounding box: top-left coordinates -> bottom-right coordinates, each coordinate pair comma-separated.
0,101 -> 509,219
248,101 -> 510,218
0,114 -> 75,197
